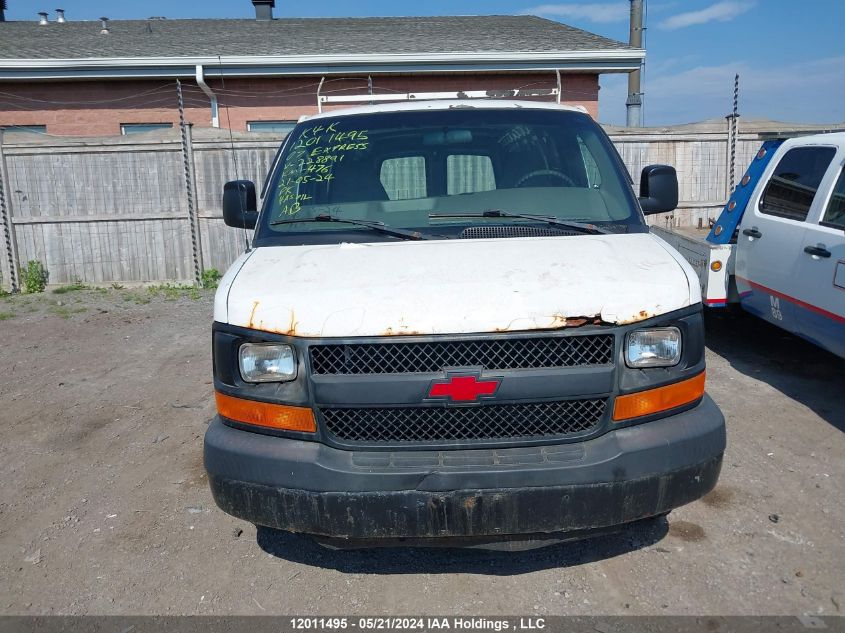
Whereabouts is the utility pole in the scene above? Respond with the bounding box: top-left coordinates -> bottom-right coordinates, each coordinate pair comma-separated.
626,0 -> 644,127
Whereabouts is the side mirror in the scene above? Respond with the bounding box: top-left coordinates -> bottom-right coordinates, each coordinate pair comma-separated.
639,165 -> 678,215
222,180 -> 259,229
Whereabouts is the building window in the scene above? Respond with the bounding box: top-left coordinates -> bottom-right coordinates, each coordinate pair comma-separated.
2,125 -> 47,134
247,121 -> 297,134
120,123 -> 173,135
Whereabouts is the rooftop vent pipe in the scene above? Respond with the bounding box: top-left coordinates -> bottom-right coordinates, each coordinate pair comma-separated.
1,1 -> 6,22
99,16 -> 109,34
38,11 -> 49,25
55,8 -> 65,23
252,0 -> 275,20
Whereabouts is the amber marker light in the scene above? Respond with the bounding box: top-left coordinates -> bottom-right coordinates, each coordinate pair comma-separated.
215,392 -> 316,432
613,372 -> 706,422
711,260 -> 723,272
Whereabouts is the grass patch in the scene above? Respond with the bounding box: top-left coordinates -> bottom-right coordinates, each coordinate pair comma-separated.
147,283 -> 200,301
49,305 -> 87,319
52,283 -> 88,295
0,311 -> 13,321
122,291 -> 151,305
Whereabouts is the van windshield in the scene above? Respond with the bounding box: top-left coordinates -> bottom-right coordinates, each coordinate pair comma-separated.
257,108 -> 644,243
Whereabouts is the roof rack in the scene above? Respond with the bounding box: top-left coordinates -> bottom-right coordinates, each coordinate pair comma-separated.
315,71 -> 564,113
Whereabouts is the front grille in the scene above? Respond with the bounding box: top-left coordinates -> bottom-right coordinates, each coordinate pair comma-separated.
310,335 -> 613,375
460,226 -> 577,239
321,399 -> 606,443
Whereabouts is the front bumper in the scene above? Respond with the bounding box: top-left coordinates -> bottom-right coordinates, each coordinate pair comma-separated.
205,395 -> 725,540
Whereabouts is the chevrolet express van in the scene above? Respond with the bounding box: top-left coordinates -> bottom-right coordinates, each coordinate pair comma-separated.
204,100 -> 726,548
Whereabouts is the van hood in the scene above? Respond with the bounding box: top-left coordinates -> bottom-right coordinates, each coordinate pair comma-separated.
215,233 -> 699,337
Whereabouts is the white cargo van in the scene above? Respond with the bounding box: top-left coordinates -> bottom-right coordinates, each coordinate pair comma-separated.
204,100 -> 726,548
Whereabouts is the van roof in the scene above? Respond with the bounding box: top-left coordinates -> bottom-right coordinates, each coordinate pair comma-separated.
301,99 -> 587,122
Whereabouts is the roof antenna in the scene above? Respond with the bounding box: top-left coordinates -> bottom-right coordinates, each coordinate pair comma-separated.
99,17 -> 109,34
218,55 -> 251,253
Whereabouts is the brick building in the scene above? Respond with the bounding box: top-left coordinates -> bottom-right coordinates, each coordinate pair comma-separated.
0,1 -> 643,137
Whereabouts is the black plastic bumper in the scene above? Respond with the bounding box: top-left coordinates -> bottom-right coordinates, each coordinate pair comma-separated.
205,395 -> 725,540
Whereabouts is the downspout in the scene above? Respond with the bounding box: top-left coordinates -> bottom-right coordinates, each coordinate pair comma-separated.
555,69 -> 562,105
195,64 -> 220,128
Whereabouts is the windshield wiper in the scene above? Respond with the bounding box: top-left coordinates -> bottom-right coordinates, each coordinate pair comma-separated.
270,214 -> 434,241
429,209 -> 611,235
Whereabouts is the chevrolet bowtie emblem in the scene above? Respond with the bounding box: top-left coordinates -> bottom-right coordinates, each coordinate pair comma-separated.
427,374 -> 501,402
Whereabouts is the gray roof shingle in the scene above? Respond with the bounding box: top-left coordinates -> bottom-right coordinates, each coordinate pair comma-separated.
0,15 -> 632,59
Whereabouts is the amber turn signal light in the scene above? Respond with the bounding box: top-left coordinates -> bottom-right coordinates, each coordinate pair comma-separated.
215,392 -> 316,432
613,371 -> 706,422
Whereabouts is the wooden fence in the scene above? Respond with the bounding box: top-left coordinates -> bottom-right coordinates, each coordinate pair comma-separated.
0,127 -> 279,290
0,120 -> 841,290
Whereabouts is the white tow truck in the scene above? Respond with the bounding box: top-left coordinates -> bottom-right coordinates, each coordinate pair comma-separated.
652,133 -> 845,359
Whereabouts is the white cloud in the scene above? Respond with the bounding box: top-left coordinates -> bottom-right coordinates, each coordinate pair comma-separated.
658,1 -> 756,30
522,3 -> 629,24
599,56 -> 845,126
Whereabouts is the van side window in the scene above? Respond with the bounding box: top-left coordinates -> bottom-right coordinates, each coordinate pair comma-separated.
759,147 -> 836,221
380,157 -> 427,200
821,168 -> 845,230
447,155 -> 496,195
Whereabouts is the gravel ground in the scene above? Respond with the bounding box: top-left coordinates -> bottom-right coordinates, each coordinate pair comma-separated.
0,287 -> 842,616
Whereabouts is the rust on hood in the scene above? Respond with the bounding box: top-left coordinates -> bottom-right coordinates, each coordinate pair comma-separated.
381,325 -> 426,337
494,314 -> 608,333
549,314 -> 604,328
247,305 -> 300,336
247,301 -> 260,329
285,311 -> 298,336
262,310 -> 299,336
616,309 -> 655,325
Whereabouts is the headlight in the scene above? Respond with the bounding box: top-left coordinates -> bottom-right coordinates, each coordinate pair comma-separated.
626,327 -> 681,368
239,343 -> 297,383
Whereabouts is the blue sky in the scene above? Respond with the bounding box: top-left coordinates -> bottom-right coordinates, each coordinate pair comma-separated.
6,1 -> 844,125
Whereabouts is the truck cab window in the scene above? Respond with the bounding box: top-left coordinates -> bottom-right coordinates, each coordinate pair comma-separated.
821,168 -> 845,230
759,147 -> 836,221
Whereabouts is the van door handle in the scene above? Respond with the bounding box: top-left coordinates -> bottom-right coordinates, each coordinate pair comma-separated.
742,228 -> 762,239
804,245 -> 831,258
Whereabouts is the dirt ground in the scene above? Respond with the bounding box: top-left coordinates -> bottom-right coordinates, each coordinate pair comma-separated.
0,287 -> 843,616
